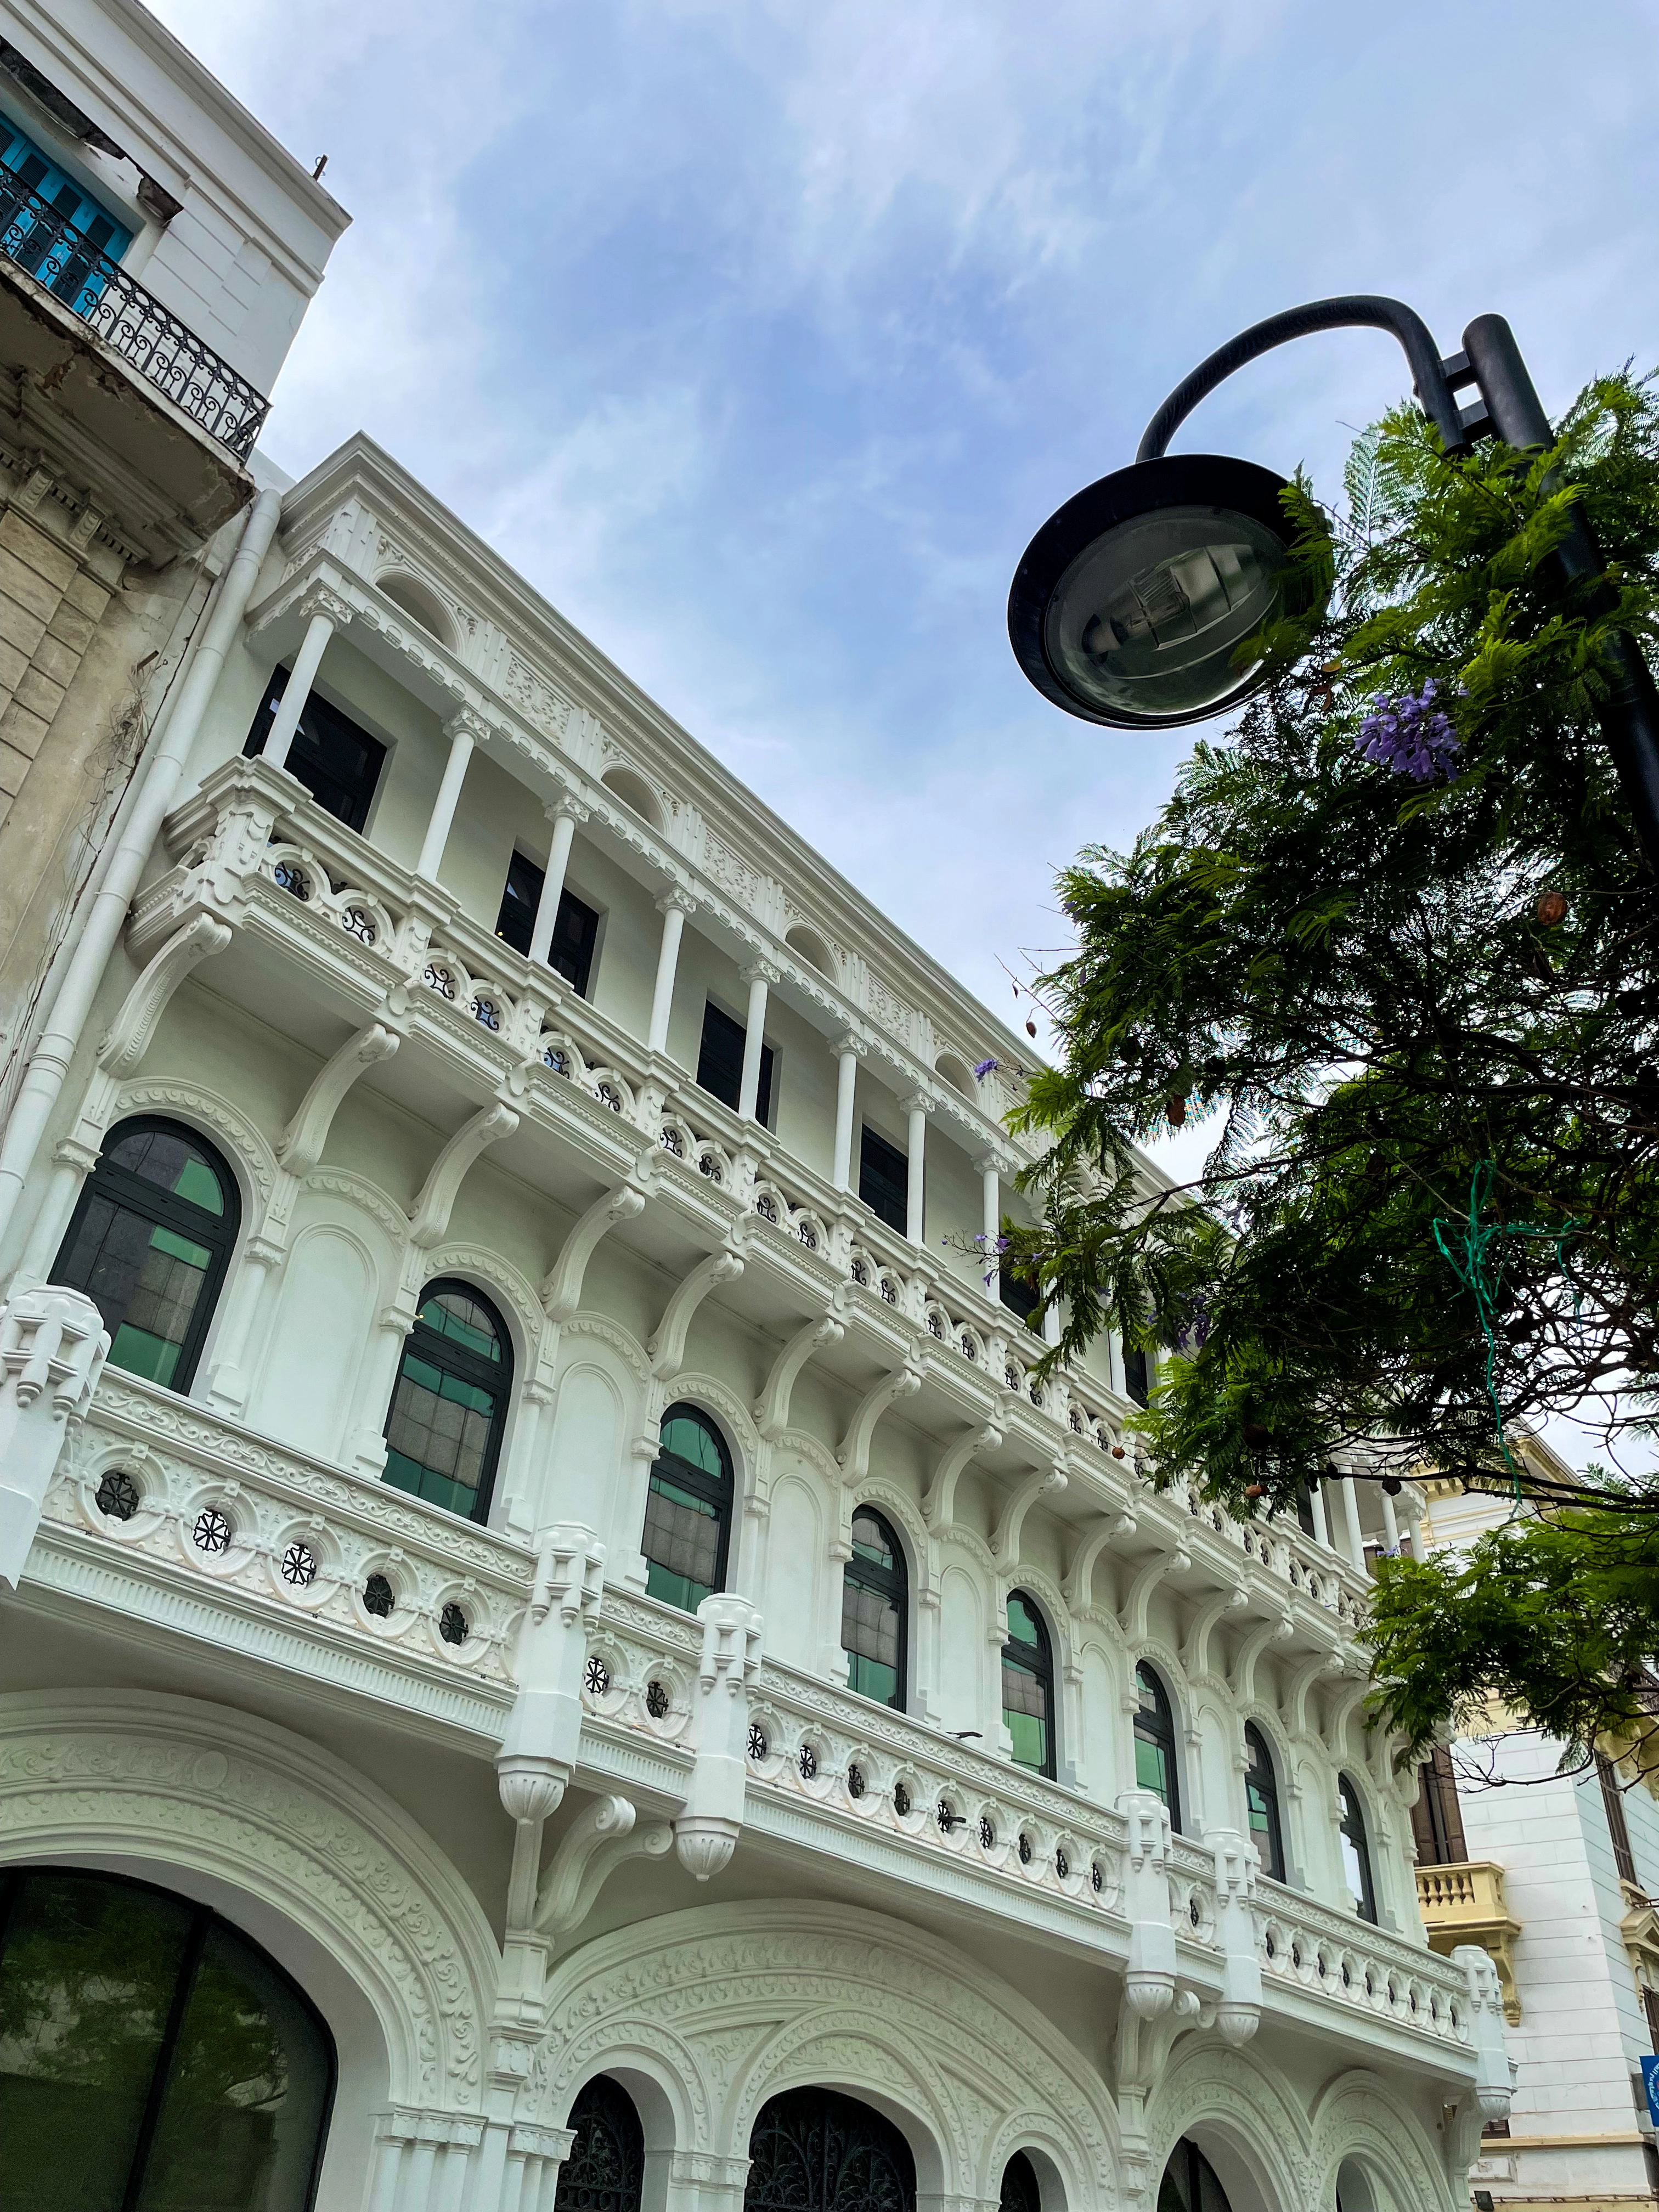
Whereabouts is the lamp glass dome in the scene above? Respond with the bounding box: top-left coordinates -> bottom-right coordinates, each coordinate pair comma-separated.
1008,454 -> 1324,730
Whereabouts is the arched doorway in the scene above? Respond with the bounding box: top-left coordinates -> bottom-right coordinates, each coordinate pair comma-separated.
555,2074 -> 645,2212
1159,2137 -> 1234,2212
0,1863 -> 334,2210
1001,2149 -> 1043,2211
746,2086 -> 917,2212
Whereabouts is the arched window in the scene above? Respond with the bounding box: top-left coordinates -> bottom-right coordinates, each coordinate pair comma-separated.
1158,2138 -> 1233,2212
0,1864 -> 334,2210
383,1279 -> 512,1522
643,1402 -> 732,1613
1000,2151 -> 1042,2212
1133,1662 -> 1182,1831
1002,1590 -> 1056,1778
842,1506 -> 907,1709
1338,1775 -> 1378,1922
1244,1722 -> 1286,1882
52,1117 -> 240,1393
745,2086 -> 916,2212
555,2074 -> 644,2212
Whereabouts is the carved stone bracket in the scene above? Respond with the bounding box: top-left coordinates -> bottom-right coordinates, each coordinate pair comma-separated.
675,1593 -> 764,1881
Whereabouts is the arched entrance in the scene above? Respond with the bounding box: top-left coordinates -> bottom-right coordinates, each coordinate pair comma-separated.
0,1863 -> 334,2210
555,2074 -> 645,2212
745,2086 -> 917,2212
1159,2137 -> 1234,2212
1001,2149 -> 1043,2211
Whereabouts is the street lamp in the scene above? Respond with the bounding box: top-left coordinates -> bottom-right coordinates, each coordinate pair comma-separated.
1007,296 -> 1659,865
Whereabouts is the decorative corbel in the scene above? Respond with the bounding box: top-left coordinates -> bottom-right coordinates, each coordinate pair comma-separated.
1209,1827 -> 1263,2044
278,1020 -> 401,1174
1121,1546 -> 1190,1644
992,1461 -> 1068,1574
540,1169 -> 652,1323
922,1423 -> 1002,1536
98,913 -> 232,1076
1062,1511 -> 1131,1614
838,1359 -> 922,1488
1182,1588 -> 1249,1682
755,1296 -> 847,1441
675,1594 -> 764,1880
1444,1945 -> 1513,2179
496,1524 -> 607,1821
1232,1610 -> 1294,1707
409,1099 -> 519,1247
647,1233 -> 747,1382
1288,1647 -> 1347,1737
533,1793 -> 673,1950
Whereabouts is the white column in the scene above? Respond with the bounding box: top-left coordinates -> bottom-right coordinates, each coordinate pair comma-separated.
205,1238 -> 281,1410
737,960 -> 776,1121
1307,1476 -> 1330,1549
262,606 -> 336,772
1379,1485 -> 1401,1556
416,712 -> 479,881
15,1144 -> 95,1285
902,1093 -> 930,1244
528,803 -> 583,966
832,1035 -> 861,1189
1338,1471 -> 1365,1570
1043,1301 -> 1062,1348
648,891 -> 692,1056
977,1154 -> 1000,1299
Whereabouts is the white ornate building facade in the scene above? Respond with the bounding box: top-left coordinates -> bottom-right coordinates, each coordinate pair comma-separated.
0,9 -> 1513,2212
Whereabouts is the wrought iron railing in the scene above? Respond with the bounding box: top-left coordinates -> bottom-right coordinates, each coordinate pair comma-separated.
0,177 -> 269,458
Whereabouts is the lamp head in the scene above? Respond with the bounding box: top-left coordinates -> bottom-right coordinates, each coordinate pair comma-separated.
1008,453 -> 1327,729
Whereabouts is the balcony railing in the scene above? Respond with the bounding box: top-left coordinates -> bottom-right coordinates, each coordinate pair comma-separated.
1,179 -> 269,458
1415,1860 -> 1521,2021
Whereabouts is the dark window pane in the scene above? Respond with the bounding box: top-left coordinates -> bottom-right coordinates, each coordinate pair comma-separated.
859,1126 -> 907,1234
244,668 -> 386,833
697,1002 -> 744,1112
0,1872 -> 194,2212
850,1511 -> 894,1571
105,1130 -> 225,1214
1123,1345 -> 1150,1407
1000,1266 -> 1040,1329
419,1288 -> 503,1361
1338,1778 -> 1377,1922
136,1925 -> 332,2212
384,1352 -> 498,1516
1002,1591 -> 1053,1775
549,890 -> 600,997
1133,1664 -> 1181,1828
642,1472 -> 721,1612
494,849 -> 541,956
1006,1593 -> 1043,1649
659,1409 -> 729,1484
60,1197 -> 210,1388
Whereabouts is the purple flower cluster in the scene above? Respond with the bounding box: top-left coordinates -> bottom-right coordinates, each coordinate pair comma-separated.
1354,679 -> 1462,784
973,1057 -> 999,1081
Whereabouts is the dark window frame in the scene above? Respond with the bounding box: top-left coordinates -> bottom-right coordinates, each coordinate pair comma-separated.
1338,1774 -> 1379,1923
382,1277 -> 514,1526
0,1861 -> 335,2212
244,665 -> 388,834
494,848 -> 602,998
842,1504 -> 909,1712
642,1401 -> 733,1615
1133,1661 -> 1183,1832
1002,1588 -> 1057,1779
1243,1722 -> 1287,1883
52,1115 -> 241,1396
696,998 -> 774,1126
858,1123 -> 908,1235
1122,1343 -> 1150,1407
1598,1752 -> 1639,1887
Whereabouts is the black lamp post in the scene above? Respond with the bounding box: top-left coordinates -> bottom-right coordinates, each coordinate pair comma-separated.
1007,296 -> 1659,869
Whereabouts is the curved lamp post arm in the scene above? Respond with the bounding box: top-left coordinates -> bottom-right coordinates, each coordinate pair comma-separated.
1136,294 -> 1466,462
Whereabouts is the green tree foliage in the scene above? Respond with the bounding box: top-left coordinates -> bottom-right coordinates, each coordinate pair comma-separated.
1003,373 -> 1659,1759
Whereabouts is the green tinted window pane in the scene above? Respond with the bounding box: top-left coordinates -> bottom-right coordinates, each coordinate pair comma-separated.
136,1925 -> 330,2212
659,1413 -> 724,1481
644,1558 -> 714,1613
150,1224 -> 212,1268
108,1322 -> 183,1387
849,1512 -> 893,1570
1005,1707 -> 1048,1771
1135,1736 -> 1170,1801
1246,1785 -> 1271,1833
1006,1594 -> 1041,1648
403,1352 -> 443,1393
173,1156 -> 225,1214
848,1650 -> 900,1706
642,1470 -> 721,1613
0,1871 -> 194,2212
419,1290 -> 500,1361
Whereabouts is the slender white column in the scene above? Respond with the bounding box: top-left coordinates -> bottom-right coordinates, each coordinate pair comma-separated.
0,487 -> 283,1252
15,1146 -> 94,1285
1307,1476 -> 1331,1549
1379,1485 -> 1401,1556
832,1036 -> 862,1189
737,961 -> 775,1121
416,712 -> 479,882
528,804 -> 582,966
902,1094 -> 930,1244
978,1155 -> 1001,1299
262,605 -> 336,772
1338,1471 -> 1365,1570
1043,1301 -> 1062,1348
648,891 -> 692,1055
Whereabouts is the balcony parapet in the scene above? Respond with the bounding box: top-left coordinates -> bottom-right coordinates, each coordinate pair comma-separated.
1416,1860 -> 1522,2022
126,758 -> 1373,1645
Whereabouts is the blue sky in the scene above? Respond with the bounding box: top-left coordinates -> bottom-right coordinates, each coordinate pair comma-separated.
154,0 -> 1659,1048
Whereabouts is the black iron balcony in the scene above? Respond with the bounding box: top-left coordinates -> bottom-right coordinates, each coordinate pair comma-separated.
1,177 -> 269,459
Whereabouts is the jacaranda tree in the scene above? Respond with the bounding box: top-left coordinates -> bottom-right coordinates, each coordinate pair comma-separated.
1000,372 -> 1659,1765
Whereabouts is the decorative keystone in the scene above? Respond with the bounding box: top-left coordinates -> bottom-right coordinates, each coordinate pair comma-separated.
0,1285 -> 109,1588
495,1525 -> 606,1819
675,1593 -> 764,1881
1207,1826 -> 1263,2046
1116,1788 -> 1176,2017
